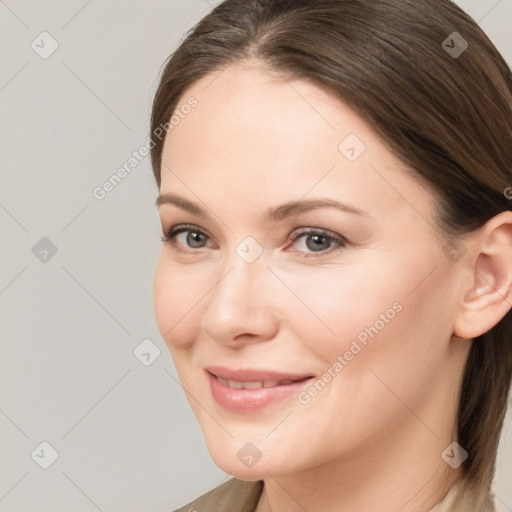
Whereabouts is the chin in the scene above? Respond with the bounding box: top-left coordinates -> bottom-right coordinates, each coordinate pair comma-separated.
210,455 -> 265,480
203,439 -> 267,478
208,438 -> 304,482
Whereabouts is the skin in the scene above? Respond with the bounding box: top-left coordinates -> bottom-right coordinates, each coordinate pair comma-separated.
153,61 -> 512,512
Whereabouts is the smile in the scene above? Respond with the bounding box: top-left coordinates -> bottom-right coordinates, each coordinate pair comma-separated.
206,367 -> 314,413
216,376 -> 306,389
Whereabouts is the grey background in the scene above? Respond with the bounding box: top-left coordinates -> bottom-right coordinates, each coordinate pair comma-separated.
0,1 -> 511,511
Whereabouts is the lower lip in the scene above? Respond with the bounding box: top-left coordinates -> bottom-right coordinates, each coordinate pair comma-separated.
207,371 -> 314,413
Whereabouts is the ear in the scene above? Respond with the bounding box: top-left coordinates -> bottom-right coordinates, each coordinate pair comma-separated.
453,211 -> 512,340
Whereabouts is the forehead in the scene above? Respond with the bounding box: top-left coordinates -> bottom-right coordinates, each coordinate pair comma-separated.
165,61 -> 366,154
159,62 -> 434,225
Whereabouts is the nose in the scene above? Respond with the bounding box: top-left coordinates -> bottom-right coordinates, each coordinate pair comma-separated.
200,251 -> 280,348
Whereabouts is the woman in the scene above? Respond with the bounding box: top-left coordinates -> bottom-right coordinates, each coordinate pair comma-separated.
150,0 -> 512,510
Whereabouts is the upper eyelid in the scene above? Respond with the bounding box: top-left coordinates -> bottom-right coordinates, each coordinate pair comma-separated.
165,223 -> 212,239
292,226 -> 345,239
163,223 -> 342,239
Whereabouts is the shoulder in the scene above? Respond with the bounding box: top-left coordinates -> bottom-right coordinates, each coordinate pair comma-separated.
172,478 -> 264,512
428,479 -> 496,512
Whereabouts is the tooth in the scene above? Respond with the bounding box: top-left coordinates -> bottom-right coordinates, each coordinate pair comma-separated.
241,381 -> 263,389
217,376 -> 229,386
280,379 -> 294,385
263,380 -> 280,388
228,380 -> 243,389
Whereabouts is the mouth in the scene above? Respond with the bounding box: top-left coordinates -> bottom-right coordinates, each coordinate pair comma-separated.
213,375 -> 311,389
205,366 -> 315,413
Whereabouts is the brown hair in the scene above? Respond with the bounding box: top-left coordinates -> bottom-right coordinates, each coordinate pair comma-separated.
150,0 -> 512,491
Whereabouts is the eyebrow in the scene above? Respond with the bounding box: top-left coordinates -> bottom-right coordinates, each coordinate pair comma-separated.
156,192 -> 368,223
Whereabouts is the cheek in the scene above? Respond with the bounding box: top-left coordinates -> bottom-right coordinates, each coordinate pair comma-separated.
153,256 -> 203,350
286,253 -> 451,380
282,263 -> 403,363
282,265 -> 451,451
153,257 -> 173,338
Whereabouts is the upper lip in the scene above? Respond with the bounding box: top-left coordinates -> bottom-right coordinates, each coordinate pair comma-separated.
206,366 -> 313,382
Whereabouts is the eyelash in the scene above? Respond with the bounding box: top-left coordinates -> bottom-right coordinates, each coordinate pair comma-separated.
160,223 -> 347,258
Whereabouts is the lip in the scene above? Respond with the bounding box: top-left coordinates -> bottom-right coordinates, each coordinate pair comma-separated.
205,366 -> 315,414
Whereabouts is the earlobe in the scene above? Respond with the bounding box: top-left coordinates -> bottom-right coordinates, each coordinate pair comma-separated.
453,213 -> 512,340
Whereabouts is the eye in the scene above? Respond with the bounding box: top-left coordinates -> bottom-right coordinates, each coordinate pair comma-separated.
287,228 -> 347,257
161,224 -> 214,254
161,224 -> 347,258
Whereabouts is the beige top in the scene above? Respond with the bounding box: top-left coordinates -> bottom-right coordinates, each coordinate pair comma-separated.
172,477 -> 496,512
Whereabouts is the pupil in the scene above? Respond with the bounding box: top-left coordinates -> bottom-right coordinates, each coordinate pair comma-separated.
187,231 -> 204,248
307,234 -> 329,251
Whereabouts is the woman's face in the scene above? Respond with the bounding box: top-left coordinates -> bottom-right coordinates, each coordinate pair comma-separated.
154,62 -> 469,479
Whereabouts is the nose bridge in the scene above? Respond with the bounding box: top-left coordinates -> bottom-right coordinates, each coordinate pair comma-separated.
201,243 -> 277,343
211,248 -> 265,315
